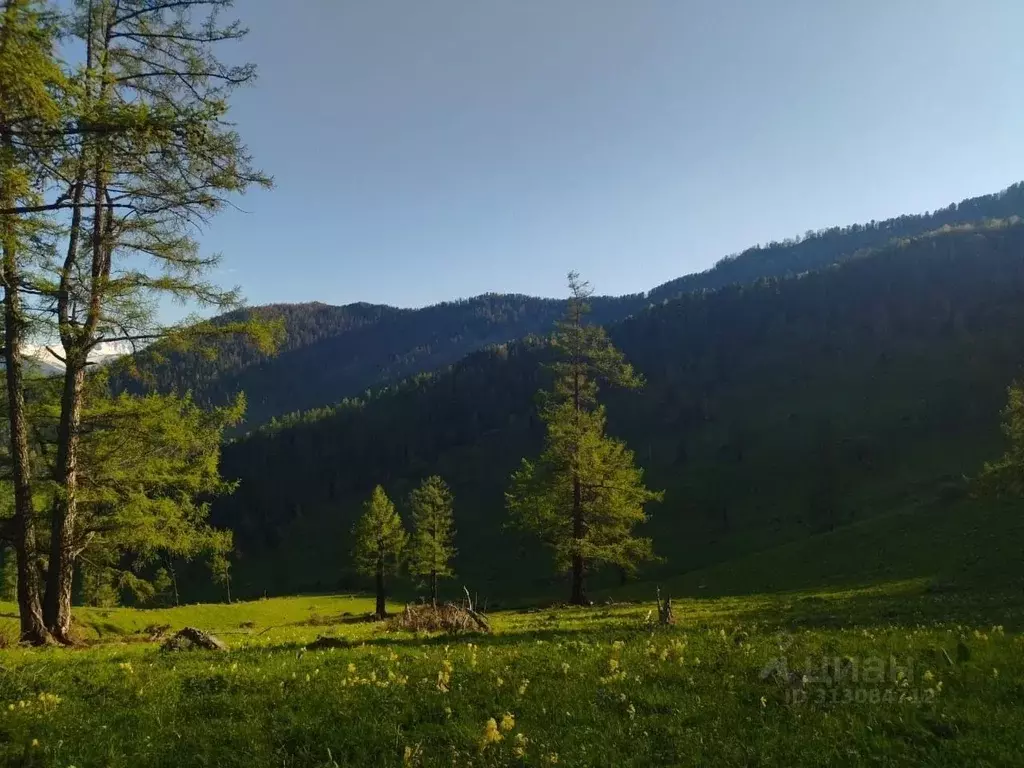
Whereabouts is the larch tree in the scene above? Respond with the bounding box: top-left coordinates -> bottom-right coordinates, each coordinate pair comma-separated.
506,272 -> 662,605
352,485 -> 407,619
407,475 -> 455,605
33,0 -> 273,642
0,0 -> 64,644
0,369 -> 241,610
978,382 -> 1024,497
30,373 -> 243,607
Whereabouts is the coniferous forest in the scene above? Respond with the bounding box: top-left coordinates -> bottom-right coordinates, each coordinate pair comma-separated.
202,217 -> 1024,601
2,2 -> 1024,766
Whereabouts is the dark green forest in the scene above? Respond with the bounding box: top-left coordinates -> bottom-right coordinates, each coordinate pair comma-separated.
117,183 -> 1024,431
111,295 -> 647,429
646,181 -> 1024,301
210,217 -> 1024,600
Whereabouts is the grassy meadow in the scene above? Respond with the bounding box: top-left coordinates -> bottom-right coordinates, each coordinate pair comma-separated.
0,581 -> 1021,767
0,495 -> 1019,767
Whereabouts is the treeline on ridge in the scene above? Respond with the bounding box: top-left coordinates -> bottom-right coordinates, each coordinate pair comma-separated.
116,183 -> 1024,430
210,219 -> 1024,600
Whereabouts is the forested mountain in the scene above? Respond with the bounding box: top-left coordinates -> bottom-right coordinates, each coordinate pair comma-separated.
112,294 -> 646,428
210,219 -> 1024,600
646,180 -> 1024,302
119,182 -> 1024,430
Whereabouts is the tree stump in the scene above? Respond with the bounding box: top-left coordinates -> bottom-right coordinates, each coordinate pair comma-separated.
656,587 -> 675,626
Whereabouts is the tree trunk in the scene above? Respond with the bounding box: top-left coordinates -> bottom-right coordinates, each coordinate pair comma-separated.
570,474 -> 587,605
1,280 -> 48,645
569,304 -> 587,606
45,79 -> 111,640
44,363 -> 85,642
375,558 -> 386,619
169,564 -> 179,607
430,569 -> 437,607
1,83 -> 49,644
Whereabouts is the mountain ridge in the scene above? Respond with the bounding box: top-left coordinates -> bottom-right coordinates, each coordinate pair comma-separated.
118,181 -> 1024,433
205,217 -> 1024,599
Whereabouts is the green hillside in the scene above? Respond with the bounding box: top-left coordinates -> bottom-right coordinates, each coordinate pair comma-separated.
112,294 -> 647,429
117,183 -> 1024,431
210,219 -> 1024,601
623,495 -> 1024,601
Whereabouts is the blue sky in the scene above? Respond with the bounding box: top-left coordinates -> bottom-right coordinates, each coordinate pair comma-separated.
199,0 -> 1024,309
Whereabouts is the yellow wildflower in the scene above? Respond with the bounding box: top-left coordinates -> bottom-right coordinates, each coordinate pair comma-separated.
514,732 -> 528,758
480,717 -> 503,749
500,712 -> 515,732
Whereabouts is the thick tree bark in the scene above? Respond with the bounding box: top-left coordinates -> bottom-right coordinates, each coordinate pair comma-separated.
375,558 -> 386,619
44,0 -> 114,644
43,364 -> 85,642
0,7 -> 50,641
1,261 -> 49,645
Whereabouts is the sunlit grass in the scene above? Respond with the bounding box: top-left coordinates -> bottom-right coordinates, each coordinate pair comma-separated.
0,582 -> 1021,766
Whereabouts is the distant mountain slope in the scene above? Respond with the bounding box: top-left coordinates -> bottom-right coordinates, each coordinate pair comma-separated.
647,180 -> 1024,301
120,182 -> 1024,430
636,493 -> 1024,600
210,219 -> 1024,600
112,293 -> 647,428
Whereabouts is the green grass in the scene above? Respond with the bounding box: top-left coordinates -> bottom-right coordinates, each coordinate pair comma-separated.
623,495 -> 1024,600
0,497 -> 1020,766
0,582 -> 1021,767
0,594 -> 387,646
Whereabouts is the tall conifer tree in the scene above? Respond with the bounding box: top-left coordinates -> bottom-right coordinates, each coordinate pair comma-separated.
507,273 -> 661,605
408,475 -> 456,605
353,485 -> 407,619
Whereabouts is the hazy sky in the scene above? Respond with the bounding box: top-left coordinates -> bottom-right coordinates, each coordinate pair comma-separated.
200,0 -> 1024,308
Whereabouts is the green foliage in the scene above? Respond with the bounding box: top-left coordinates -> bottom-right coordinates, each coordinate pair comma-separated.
207,531 -> 234,604
118,182 -> 1024,431
977,382 -> 1024,497
75,389 -> 241,599
0,548 -> 16,603
212,221 -> 1024,599
352,486 -> 407,578
0,586 -> 1021,766
407,476 -> 456,598
0,0 -> 64,202
80,562 -> 118,608
113,294 -> 647,429
0,0 -> 272,639
508,405 -> 661,575
647,182 -> 1024,303
2,375 -> 244,606
507,274 -> 661,600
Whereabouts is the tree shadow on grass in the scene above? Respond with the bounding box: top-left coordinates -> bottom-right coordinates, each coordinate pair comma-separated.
250,582 -> 1024,656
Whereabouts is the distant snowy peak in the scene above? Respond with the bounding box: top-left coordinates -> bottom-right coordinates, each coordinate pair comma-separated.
21,341 -> 134,376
